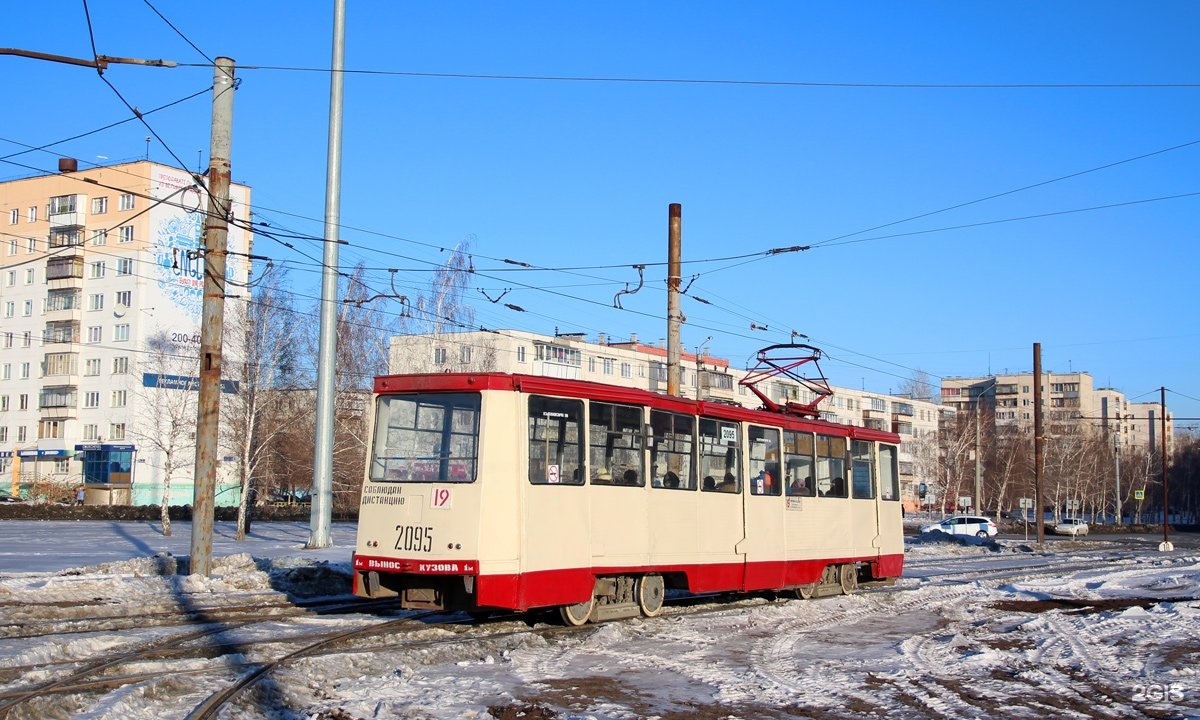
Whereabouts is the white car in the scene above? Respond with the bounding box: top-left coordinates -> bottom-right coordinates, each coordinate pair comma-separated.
920,515 -> 998,538
1053,518 -> 1090,536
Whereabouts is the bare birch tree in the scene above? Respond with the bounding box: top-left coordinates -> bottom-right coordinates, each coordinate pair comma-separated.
131,333 -> 198,537
222,265 -> 308,539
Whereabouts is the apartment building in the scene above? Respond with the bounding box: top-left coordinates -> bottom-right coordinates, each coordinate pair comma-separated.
0,160 -> 252,505
387,329 -> 943,503
941,372 -> 1173,453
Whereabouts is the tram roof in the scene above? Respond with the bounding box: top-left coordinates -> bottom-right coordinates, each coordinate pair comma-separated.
374,372 -> 900,444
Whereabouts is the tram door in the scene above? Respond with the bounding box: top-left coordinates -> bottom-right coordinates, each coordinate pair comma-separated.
849,440 -> 880,554
522,395 -> 592,607
586,402 -> 649,567
742,426 -> 786,590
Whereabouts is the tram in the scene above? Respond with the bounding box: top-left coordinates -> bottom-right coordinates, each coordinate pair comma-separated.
352,346 -> 904,624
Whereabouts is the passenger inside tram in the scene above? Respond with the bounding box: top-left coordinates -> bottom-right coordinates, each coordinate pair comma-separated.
621,469 -> 639,485
702,476 -> 717,491
663,471 -> 680,488
718,473 -> 737,492
593,468 -> 612,484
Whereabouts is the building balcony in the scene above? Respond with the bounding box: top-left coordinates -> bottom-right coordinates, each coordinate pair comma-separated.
39,405 -> 77,420
42,372 -> 80,387
44,306 -> 83,324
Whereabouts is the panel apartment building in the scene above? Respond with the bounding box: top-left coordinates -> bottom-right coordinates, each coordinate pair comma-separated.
0,160 -> 252,504
388,329 -> 944,506
941,372 -> 1173,453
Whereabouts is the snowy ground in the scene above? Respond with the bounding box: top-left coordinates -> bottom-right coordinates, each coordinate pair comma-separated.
0,521 -> 1197,719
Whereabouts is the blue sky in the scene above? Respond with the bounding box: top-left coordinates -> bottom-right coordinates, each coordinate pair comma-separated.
4,2 -> 1198,425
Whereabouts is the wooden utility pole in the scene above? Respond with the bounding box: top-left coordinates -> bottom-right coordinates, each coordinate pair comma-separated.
190,57 -> 236,577
1033,342 -> 1044,544
666,203 -> 682,396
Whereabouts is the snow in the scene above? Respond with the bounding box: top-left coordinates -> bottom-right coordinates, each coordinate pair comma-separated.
0,521 -> 1197,719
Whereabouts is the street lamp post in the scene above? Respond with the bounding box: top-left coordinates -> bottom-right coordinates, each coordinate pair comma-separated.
973,380 -> 997,513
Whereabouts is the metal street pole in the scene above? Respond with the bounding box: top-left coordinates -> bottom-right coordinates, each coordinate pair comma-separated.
190,56 -> 236,577
1114,434 -> 1122,526
1159,387 -> 1173,551
308,0 -> 346,549
1033,343 -> 1044,544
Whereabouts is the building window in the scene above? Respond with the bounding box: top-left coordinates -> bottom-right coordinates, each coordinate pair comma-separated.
434,348 -> 447,364
91,229 -> 107,246
84,391 -> 100,408
109,423 -> 126,440
0,395 -> 7,411
89,293 -> 105,311
118,225 -> 133,243
16,426 -> 26,442
8,209 -> 16,224
5,270 -> 13,286
114,324 -> 130,342
3,302 -> 12,318
119,193 -> 135,211
6,239 -> 14,256
603,358 -> 614,375
18,394 -> 28,410
24,268 -> 33,284
620,362 -> 632,378
116,258 -> 133,275
0,427 -> 6,443
588,356 -> 596,373
112,356 -> 129,374
21,300 -> 32,317
89,261 -> 106,279
111,390 -> 127,408
2,333 -> 9,349
82,423 -> 98,441
1,364 -> 9,380
87,326 -> 102,343
27,236 -> 37,252
27,206 -> 37,223
92,197 -> 108,214
39,420 -> 64,439
85,359 -> 101,376
460,346 -> 471,364
19,363 -> 30,380
115,290 -> 131,308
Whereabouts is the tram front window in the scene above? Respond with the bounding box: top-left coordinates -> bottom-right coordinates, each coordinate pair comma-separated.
369,393 -> 480,483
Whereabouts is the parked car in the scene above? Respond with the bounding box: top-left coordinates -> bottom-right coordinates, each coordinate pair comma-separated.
921,515 -> 998,538
1053,518 -> 1090,536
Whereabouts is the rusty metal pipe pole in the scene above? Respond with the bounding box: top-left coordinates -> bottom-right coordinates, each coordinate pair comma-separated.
666,203 -> 682,396
1033,342 -> 1044,544
189,56 -> 235,577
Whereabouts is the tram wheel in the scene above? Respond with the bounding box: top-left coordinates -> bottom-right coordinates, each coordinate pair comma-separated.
838,564 -> 858,595
795,583 -> 817,600
558,597 -> 595,626
637,575 -> 665,617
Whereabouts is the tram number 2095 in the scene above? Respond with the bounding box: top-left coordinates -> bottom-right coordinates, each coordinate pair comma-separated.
394,525 -> 434,553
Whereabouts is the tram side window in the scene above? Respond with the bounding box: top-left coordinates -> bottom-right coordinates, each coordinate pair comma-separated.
699,418 -> 740,493
816,434 -> 847,498
879,444 -> 900,501
528,395 -> 584,485
748,425 -> 781,496
650,410 -> 695,490
369,393 -> 480,483
851,440 -> 875,499
589,401 -> 645,486
784,430 -> 815,496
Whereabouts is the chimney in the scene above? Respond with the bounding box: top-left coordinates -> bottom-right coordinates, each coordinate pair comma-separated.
58,158 -> 79,173
630,333 -> 638,344
597,332 -> 607,346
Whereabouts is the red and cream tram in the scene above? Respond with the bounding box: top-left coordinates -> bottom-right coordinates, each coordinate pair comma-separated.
352,363 -> 904,625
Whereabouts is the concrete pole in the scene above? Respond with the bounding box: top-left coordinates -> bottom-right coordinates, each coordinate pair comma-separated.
1114,434 -> 1122,526
308,0 -> 346,549
666,204 -> 682,396
1033,342 -> 1044,544
189,56 -> 235,577
1159,387 -> 1172,551
974,404 -> 981,513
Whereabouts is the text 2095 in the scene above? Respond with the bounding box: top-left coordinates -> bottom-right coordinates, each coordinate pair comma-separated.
394,525 -> 433,553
